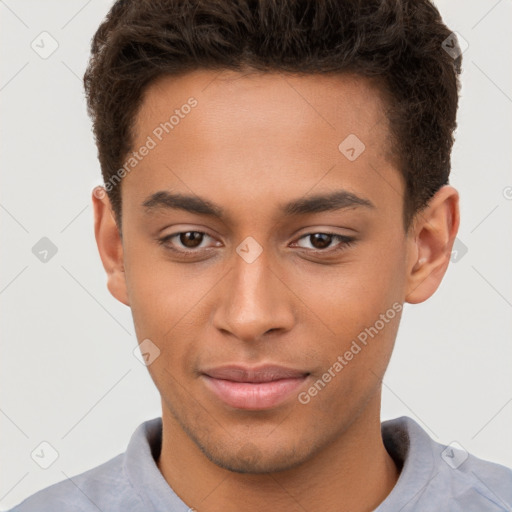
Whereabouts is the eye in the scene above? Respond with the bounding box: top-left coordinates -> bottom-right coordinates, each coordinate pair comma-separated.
158,231 -> 219,253
157,230 -> 356,257
294,232 -> 355,253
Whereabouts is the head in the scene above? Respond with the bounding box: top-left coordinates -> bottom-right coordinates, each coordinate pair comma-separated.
86,0 -> 461,473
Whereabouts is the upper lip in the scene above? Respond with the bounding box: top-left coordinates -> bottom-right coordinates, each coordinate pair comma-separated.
202,365 -> 309,383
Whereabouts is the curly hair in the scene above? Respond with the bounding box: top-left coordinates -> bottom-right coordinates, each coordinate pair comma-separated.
83,0 -> 462,230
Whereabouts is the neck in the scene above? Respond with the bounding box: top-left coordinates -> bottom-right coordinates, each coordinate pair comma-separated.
157,395 -> 399,512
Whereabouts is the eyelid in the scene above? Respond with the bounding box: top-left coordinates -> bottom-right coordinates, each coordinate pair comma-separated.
158,230 -> 220,250
292,232 -> 356,251
158,229 -> 356,256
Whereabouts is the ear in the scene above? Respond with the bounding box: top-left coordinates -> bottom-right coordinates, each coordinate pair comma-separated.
92,187 -> 130,306
405,185 -> 460,304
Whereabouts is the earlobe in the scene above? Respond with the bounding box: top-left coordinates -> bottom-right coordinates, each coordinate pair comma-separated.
405,185 -> 460,304
92,187 -> 130,306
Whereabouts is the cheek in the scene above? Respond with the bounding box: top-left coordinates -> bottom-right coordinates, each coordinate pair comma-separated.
288,242 -> 405,339
123,243 -> 223,369
297,297 -> 402,420
123,236 -> 198,325
285,234 -> 405,400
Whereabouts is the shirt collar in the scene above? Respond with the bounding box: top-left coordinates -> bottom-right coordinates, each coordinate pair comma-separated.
124,415 -> 436,511
124,417 -> 190,511
374,416 -> 437,511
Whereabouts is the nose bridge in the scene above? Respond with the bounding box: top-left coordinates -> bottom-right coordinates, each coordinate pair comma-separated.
213,242 -> 293,341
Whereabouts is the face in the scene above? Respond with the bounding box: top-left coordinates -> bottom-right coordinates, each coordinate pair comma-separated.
95,70 -> 448,474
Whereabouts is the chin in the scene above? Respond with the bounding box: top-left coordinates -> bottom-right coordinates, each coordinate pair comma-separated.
197,438 -> 313,474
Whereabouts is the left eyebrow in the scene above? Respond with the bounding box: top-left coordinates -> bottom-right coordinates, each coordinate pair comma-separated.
280,190 -> 375,216
141,189 -> 375,220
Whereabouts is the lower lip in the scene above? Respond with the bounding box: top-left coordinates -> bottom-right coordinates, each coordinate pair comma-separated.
202,375 -> 308,410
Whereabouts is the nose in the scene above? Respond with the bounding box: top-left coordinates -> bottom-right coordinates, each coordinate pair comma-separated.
212,245 -> 295,343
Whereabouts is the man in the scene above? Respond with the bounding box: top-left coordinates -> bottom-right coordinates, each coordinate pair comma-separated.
9,0 -> 512,511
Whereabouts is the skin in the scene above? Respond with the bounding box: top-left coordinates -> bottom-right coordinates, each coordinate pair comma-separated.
93,70 -> 459,512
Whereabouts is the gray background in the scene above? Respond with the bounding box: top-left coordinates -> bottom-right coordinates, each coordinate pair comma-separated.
1,0 -> 511,509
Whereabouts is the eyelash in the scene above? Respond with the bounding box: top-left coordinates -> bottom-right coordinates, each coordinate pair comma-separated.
157,231 -> 356,257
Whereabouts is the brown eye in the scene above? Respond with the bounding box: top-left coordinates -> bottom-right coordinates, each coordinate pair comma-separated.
157,230 -> 219,255
295,232 -> 356,253
308,233 -> 333,249
179,231 -> 204,248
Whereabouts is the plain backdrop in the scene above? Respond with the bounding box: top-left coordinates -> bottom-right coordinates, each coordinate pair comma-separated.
1,0 -> 511,509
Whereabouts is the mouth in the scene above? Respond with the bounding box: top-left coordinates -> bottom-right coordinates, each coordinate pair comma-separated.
200,365 -> 310,410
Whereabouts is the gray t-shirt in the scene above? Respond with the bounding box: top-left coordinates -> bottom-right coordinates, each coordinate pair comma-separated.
8,416 -> 512,511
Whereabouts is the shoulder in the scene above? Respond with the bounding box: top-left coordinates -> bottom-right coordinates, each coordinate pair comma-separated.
7,418 -> 164,512
7,453 -> 143,512
430,439 -> 512,510
381,416 -> 512,511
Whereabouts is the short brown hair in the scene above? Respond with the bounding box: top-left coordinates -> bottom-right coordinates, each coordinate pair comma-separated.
84,0 -> 462,230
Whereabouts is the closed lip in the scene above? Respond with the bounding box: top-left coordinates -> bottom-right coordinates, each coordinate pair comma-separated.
201,365 -> 309,383
200,364 -> 310,410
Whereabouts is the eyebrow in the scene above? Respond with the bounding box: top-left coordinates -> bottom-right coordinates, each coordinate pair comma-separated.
142,189 -> 375,219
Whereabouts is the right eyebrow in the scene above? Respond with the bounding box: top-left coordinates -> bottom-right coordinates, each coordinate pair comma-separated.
142,191 -> 224,218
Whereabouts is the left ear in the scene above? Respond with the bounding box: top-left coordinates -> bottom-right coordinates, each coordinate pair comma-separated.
405,185 -> 460,304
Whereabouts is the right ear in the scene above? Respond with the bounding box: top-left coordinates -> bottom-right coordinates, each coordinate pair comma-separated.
92,187 -> 130,306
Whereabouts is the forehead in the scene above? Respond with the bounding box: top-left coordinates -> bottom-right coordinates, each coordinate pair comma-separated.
136,69 -> 391,143
124,69 -> 402,225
